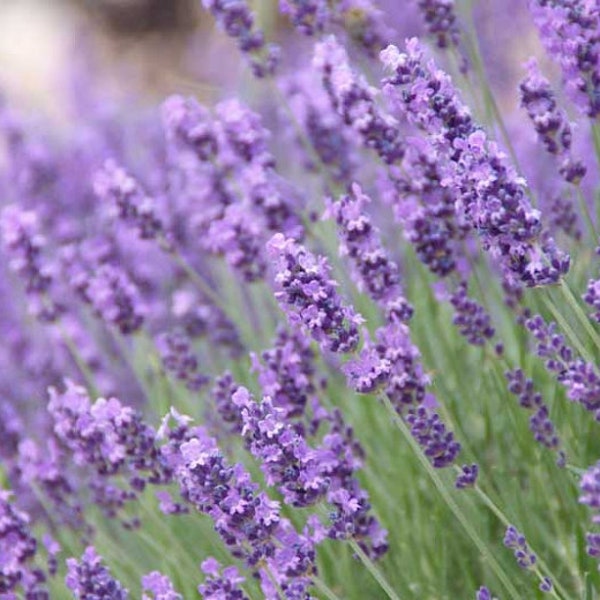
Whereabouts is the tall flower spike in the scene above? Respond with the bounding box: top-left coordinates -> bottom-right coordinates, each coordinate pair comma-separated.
381,40 -> 570,288
66,546 -> 128,599
170,428 -> 316,598
313,36 -> 405,165
327,183 -> 413,321
0,491 -> 48,597
0,204 -> 62,321
200,0 -> 279,77
520,58 -> 586,183
529,0 -> 600,119
267,233 -> 363,354
232,387 -> 388,559
94,160 -> 169,246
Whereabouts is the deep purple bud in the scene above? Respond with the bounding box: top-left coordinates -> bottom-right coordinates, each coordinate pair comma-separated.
503,525 -> 536,569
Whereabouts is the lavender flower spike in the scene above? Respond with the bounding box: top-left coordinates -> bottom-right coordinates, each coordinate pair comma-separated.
520,58 -> 586,183
503,525 -> 537,570
66,546 -> 128,599
267,233 -> 363,354
580,460 -> 600,560
201,0 -> 279,77
381,40 -> 570,288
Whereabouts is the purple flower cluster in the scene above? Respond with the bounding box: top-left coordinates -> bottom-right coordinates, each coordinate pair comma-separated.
503,525 -> 537,569
520,58 -> 586,183
416,0 -> 462,50
449,281 -> 495,346
232,387 -> 388,559
168,427 -> 316,598
251,327 -> 321,421
313,36 -> 405,165
267,233 -> 363,354
0,491 -> 48,598
48,381 -> 170,520
156,330 -> 210,391
199,558 -> 248,600
381,40 -> 570,288
476,587 -> 497,600
280,0 -> 330,35
525,313 -> 600,419
327,183 -> 413,321
506,369 -> 563,461
529,0 -> 600,119
65,546 -> 128,599
201,0 -> 279,77
0,205 -> 62,322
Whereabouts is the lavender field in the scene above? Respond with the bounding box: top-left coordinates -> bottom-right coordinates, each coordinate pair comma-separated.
0,0 -> 599,598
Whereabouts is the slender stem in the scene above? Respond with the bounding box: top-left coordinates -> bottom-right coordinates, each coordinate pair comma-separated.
349,540 -> 402,600
312,576 -> 344,600
559,280 -> 600,354
380,394 -> 521,600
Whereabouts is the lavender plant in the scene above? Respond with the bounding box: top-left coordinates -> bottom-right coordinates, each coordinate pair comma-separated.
0,1 -> 600,599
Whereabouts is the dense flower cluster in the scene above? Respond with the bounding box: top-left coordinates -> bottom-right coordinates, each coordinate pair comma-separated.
519,58 -> 586,183
267,233 -> 363,354
381,40 -> 570,288
1,0 -> 599,598
529,0 -> 600,119
65,546 -> 128,599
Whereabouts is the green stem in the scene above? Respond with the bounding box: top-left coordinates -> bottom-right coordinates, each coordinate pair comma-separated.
575,185 -> 597,241
559,280 -> 600,354
312,576 -> 344,600
349,540 -> 402,600
380,394 -> 521,600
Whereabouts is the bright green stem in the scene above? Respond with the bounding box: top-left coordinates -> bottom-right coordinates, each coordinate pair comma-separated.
312,576 -> 345,600
348,540 -> 402,600
541,293 -> 594,365
559,280 -> 600,354
380,395 -> 521,600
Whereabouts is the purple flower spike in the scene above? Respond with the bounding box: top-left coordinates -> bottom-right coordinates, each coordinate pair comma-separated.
381,40 -> 570,288
66,546 -> 128,599
327,183 -> 413,321
449,281 -> 495,346
141,571 -> 182,600
157,330 -> 209,391
520,58 -> 586,184
200,0 -> 279,77
94,160 -> 168,245
529,0 -> 600,119
0,204 -> 62,321
0,491 -> 47,597
267,233 -> 363,354
313,36 -> 405,165
199,558 -> 249,600
503,525 -> 537,569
